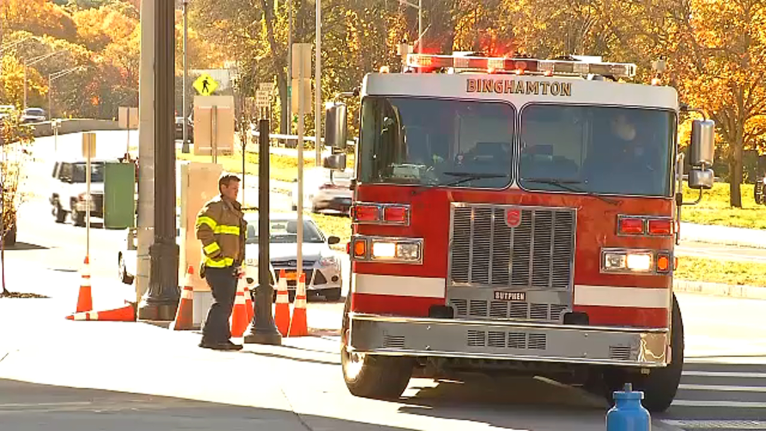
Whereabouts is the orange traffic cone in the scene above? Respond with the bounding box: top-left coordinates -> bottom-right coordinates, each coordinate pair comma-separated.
241,277 -> 254,324
274,269 -> 291,336
170,266 -> 195,331
230,285 -> 249,338
67,301 -> 136,321
287,273 -> 308,337
75,256 -> 93,313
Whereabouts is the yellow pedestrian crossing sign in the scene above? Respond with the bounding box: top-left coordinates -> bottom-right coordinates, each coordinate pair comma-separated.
193,73 -> 218,96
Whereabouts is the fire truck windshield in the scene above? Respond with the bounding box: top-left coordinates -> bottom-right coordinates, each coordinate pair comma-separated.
519,105 -> 676,197
358,97 -> 515,188
358,97 -> 675,197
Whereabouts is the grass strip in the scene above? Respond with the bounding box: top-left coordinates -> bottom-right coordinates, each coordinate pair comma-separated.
675,255 -> 765,287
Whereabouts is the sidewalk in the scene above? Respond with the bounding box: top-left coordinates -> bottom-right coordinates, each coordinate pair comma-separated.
0,300 -> 680,431
0,264 -> 684,431
680,222 -> 766,249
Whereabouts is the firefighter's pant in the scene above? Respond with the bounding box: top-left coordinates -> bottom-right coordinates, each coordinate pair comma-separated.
201,266 -> 237,343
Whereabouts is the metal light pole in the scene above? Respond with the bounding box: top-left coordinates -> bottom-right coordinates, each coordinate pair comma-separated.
181,0 -> 190,154
138,0 -> 179,320
243,118 -> 282,345
314,0 -> 322,166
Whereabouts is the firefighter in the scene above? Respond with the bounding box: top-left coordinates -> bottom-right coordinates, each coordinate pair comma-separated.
195,173 -> 247,351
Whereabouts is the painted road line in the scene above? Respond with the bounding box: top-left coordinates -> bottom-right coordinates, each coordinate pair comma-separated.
682,371 -> 766,379
678,383 -> 766,392
671,400 -> 767,408
661,419 -> 767,430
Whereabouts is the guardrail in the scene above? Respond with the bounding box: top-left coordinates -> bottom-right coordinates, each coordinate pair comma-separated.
250,130 -> 357,147
25,119 -> 128,138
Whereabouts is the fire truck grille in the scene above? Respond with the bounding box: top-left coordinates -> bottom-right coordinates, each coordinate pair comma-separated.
449,205 -> 576,290
449,299 -> 567,323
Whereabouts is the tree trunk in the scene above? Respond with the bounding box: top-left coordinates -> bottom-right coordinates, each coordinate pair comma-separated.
729,131 -> 744,208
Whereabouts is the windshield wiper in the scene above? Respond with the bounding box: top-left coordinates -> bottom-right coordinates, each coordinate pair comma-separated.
521,177 -> 619,205
441,171 -> 507,187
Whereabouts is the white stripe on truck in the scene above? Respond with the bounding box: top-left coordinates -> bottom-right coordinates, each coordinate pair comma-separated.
352,274 -> 445,298
574,285 -> 670,308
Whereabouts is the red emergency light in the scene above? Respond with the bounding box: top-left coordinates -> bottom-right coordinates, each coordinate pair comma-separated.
406,53 -> 637,79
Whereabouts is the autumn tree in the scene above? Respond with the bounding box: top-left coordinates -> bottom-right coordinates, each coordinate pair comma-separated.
668,0 -> 766,207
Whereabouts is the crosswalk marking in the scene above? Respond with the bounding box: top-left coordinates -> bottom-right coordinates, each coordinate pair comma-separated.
678,383 -> 766,392
682,370 -> 766,379
671,399 -> 767,408
662,419 -> 767,430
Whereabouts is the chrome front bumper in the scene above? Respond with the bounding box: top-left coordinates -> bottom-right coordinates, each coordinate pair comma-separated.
348,313 -> 669,368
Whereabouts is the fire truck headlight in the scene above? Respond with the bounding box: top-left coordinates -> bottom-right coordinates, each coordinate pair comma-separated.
626,253 -> 653,271
603,253 -> 627,270
368,238 -> 423,263
601,249 -> 655,273
372,242 -> 397,258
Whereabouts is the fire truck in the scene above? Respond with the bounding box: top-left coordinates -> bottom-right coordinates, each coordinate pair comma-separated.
320,52 -> 715,412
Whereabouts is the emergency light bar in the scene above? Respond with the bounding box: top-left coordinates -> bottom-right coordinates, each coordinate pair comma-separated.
406,53 -> 637,78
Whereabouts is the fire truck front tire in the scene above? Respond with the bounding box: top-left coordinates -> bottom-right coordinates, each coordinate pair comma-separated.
602,293 -> 684,412
341,299 -> 414,399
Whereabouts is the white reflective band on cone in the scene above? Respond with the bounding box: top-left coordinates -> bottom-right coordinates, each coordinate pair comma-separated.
74,311 -> 98,321
181,287 -> 194,300
234,292 -> 245,304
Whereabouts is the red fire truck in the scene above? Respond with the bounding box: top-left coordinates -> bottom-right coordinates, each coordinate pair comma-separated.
320,52 -> 715,412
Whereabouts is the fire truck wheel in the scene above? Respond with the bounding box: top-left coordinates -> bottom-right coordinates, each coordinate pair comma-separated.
341,352 -> 414,400
340,298 -> 414,399
602,294 -> 684,412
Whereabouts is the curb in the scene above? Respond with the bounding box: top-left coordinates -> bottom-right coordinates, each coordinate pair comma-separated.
680,223 -> 766,249
673,279 -> 765,300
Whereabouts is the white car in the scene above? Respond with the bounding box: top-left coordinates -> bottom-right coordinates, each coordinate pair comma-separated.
291,167 -> 354,215
244,212 -> 344,301
118,224 -> 277,288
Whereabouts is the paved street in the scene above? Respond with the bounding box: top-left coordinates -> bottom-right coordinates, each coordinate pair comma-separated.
2,128 -> 763,430
657,294 -> 766,430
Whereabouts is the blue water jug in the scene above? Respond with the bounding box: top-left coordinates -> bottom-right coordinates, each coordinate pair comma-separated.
605,383 -> 651,431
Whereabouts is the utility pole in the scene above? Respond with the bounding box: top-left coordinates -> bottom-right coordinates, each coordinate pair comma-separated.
181,0 -> 190,154
314,0 -> 322,166
23,61 -> 27,110
138,0 -> 179,320
287,0 -> 292,140
135,0 -> 155,307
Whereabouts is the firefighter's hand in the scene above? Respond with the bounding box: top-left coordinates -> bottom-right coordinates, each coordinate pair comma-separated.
235,266 -> 246,279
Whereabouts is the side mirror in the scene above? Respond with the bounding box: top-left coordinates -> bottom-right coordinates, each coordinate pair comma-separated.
688,119 -> 716,190
689,119 -> 715,166
323,153 -> 347,171
327,235 -> 341,245
325,102 -> 348,150
688,168 -> 714,190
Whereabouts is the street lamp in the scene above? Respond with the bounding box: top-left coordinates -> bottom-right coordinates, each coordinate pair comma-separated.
398,0 -> 423,55
48,65 -> 88,118
23,50 -> 67,110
